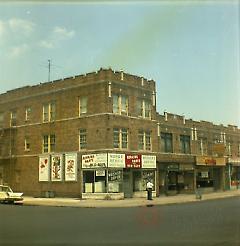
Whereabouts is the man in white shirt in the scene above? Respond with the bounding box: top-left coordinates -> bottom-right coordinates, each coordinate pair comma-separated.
146,180 -> 154,200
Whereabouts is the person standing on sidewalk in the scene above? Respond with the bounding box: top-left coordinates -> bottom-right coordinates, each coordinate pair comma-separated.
146,180 -> 154,200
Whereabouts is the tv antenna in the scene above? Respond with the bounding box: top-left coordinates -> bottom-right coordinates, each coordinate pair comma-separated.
48,59 -> 51,82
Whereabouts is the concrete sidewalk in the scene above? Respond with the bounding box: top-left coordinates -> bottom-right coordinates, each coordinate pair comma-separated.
22,190 -> 240,208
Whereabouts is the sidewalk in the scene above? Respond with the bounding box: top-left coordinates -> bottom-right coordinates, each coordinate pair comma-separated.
22,189 -> 240,208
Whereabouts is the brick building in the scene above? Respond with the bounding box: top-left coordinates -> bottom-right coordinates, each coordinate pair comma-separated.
0,68 -> 239,199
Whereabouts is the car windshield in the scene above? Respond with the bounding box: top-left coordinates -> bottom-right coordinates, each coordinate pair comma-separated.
0,186 -> 12,193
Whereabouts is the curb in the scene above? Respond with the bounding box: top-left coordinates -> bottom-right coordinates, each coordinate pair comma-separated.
21,192 -> 240,208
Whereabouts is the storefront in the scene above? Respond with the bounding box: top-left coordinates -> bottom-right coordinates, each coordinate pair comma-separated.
124,154 -> 156,198
227,158 -> 240,190
159,163 -> 194,195
81,153 -> 156,199
195,156 -> 226,193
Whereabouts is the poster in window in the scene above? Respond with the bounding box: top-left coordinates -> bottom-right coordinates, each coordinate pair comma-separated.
108,170 -> 122,182
51,154 -> 63,181
65,153 -> 77,181
39,155 -> 50,181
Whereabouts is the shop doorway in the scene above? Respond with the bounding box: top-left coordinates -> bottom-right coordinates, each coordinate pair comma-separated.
213,168 -> 221,190
123,169 -> 133,198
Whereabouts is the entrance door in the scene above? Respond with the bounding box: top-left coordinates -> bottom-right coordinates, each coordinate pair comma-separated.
123,170 -> 133,198
213,168 -> 221,190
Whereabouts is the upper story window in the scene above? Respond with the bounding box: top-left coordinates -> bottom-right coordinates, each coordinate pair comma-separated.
180,135 -> 191,154
138,130 -> 151,151
79,96 -> 87,116
25,107 -> 31,121
10,110 -> 17,126
24,137 -> 30,151
113,128 -> 128,149
43,102 -> 56,122
113,94 -> 128,115
79,129 -> 87,150
226,142 -> 232,156
161,132 -> 173,153
198,138 -> 208,156
42,134 -> 55,153
137,99 -> 151,119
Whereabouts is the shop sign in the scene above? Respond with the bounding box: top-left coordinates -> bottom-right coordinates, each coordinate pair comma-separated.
228,157 -> 240,166
82,153 -> 107,168
142,155 -> 156,169
196,156 -> 226,166
125,154 -> 142,168
65,153 -> 77,181
51,154 -> 63,181
96,170 -> 105,176
39,155 -> 50,182
108,153 -> 125,168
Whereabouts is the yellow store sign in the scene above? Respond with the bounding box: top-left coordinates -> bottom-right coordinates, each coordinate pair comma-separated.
196,156 -> 226,166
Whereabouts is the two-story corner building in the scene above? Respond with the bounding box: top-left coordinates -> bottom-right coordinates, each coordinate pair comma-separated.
0,68 -> 239,199
0,68 -> 158,199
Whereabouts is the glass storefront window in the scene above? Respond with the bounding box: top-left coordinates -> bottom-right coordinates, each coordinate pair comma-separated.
108,170 -> 123,193
133,170 -> 155,191
196,169 -> 214,188
83,170 -> 107,193
142,170 -> 155,191
83,171 -> 94,193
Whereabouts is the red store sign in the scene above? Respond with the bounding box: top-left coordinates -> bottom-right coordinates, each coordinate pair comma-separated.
125,154 -> 142,168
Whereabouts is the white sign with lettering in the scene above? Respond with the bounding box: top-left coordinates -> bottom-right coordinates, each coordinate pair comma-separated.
82,153 -> 107,168
108,153 -> 125,168
142,155 -> 156,168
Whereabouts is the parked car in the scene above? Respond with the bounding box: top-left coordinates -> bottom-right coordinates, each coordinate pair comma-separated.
0,185 -> 23,204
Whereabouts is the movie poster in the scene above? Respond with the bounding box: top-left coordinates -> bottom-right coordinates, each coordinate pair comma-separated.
65,153 -> 77,181
39,155 -> 50,181
51,154 -> 63,181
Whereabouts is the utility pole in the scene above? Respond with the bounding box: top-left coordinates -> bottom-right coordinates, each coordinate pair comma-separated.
48,59 -> 51,82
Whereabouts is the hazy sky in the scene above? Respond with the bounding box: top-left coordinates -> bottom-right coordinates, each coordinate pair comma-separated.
0,0 -> 239,127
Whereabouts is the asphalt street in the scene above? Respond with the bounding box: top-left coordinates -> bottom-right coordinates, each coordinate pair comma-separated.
0,197 -> 239,246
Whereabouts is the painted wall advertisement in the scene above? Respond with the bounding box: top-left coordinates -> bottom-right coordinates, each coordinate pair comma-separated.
65,153 -> 77,181
39,155 -> 50,181
82,153 -> 107,168
51,154 -> 63,181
